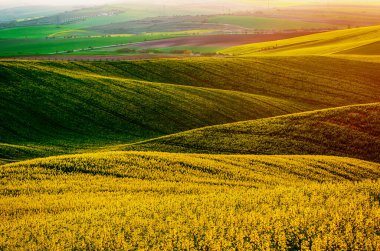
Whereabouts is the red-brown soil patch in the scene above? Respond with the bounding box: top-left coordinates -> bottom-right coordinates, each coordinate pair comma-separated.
128,32 -> 320,48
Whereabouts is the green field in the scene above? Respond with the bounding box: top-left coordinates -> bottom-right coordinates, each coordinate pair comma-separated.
0,33 -> 183,56
2,56 -> 380,161
208,16 -> 337,30
0,24 -> 89,39
221,25 -> 380,56
123,103 -> 380,162
0,12 -> 343,57
0,59 -> 306,161
0,18 -> 222,56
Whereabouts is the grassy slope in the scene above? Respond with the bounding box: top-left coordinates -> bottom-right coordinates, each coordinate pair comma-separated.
0,59 -> 307,161
122,103 -> 380,163
1,57 -> 380,161
41,56 -> 380,108
220,25 -> 380,56
2,152 -> 380,249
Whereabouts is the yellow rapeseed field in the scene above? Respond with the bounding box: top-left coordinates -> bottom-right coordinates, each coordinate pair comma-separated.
220,25 -> 380,56
1,151 -> 380,250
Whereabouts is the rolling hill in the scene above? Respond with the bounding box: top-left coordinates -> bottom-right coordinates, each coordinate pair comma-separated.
220,25 -> 380,56
1,56 -> 380,161
0,59 -> 306,161
2,19 -> 380,251
121,103 -> 380,163
2,151 -> 380,250
21,56 -> 380,108
5,151 -> 380,188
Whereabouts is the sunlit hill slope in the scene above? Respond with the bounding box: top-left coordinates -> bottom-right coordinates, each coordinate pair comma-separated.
2,151 -> 380,250
2,56 -> 380,161
221,25 -> 380,56
123,103 -> 380,163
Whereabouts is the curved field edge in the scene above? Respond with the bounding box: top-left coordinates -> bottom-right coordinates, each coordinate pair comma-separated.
3,151 -> 380,187
119,103 -> 380,163
2,151 -> 380,250
220,25 -> 380,56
